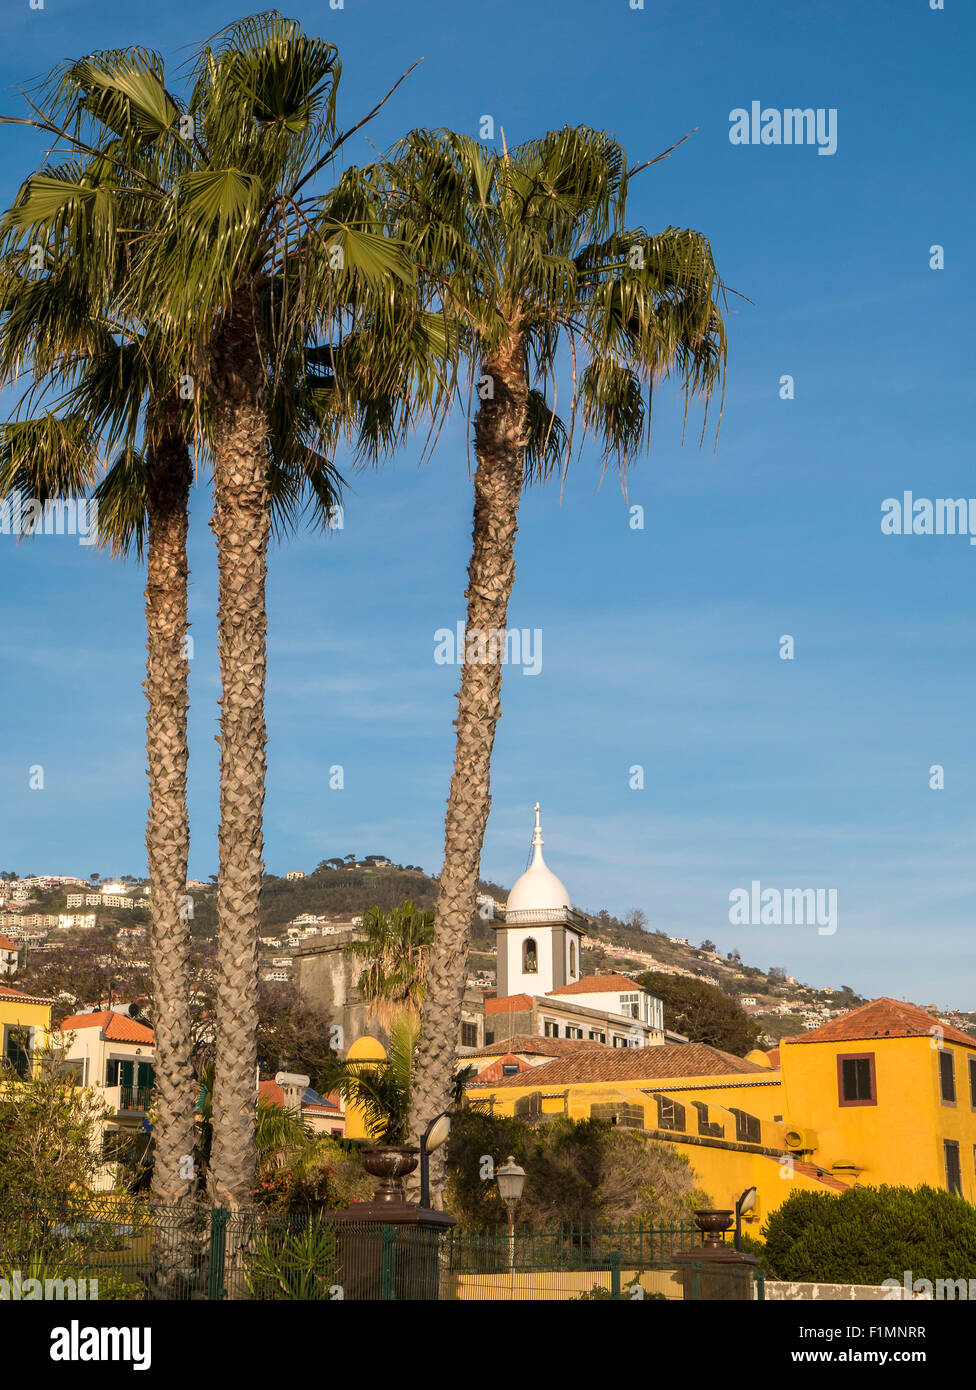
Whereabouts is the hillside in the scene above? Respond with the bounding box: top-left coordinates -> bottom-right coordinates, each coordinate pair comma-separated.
6,861 -> 974,1044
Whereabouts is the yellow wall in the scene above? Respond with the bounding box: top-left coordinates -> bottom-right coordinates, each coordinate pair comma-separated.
0,994 -> 52,1070
780,1036 -> 976,1200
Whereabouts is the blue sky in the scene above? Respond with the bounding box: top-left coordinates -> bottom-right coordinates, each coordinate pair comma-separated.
1,0 -> 973,1006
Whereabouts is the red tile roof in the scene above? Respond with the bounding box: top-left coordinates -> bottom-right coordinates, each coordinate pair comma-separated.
547,973 -> 646,997
485,993 -> 535,1015
469,1042 -> 769,1088
58,1011 -> 155,1044
470,1053 -> 534,1083
782,997 -> 976,1050
0,936 -> 17,951
0,982 -> 53,1005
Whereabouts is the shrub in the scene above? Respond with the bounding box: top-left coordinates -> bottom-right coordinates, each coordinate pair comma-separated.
244,1219 -> 339,1300
445,1111 -> 709,1229
762,1185 -> 976,1285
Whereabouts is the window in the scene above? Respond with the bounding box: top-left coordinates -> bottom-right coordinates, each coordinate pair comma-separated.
939,1049 -> 956,1104
502,1064 -> 520,1076
970,1057 -> 976,1110
522,938 -> 538,974
565,1026 -> 583,1040
729,1108 -> 761,1145
837,1053 -> 876,1106
2,1025 -> 31,1080
485,1031 -> 495,1046
569,941 -> 576,978
588,1030 -> 606,1043
620,993 -> 640,1019
693,1102 -> 724,1139
460,1022 -> 478,1048
543,1020 -> 559,1038
653,1094 -> 686,1132
330,1129 -> 342,1139
945,1140 -> 962,1196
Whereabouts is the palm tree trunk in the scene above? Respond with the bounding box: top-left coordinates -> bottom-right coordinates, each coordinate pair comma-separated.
144,426 -> 196,1206
208,301 -> 270,1207
409,342 -> 529,1150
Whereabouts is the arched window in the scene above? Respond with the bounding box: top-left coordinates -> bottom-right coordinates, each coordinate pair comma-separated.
569,941 -> 576,977
523,938 -> 538,973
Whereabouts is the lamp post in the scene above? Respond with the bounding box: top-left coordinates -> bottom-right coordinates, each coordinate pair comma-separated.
495,1156 -> 526,1270
419,1110 -> 452,1209
735,1186 -> 757,1251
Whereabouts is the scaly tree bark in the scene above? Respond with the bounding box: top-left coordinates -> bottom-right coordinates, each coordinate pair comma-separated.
208,303 -> 270,1207
410,343 -> 529,1147
144,415 -> 196,1205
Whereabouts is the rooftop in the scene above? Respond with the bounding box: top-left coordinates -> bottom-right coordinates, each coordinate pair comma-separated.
469,1042 -> 770,1088
58,1011 -> 155,1044
548,972 -> 652,998
783,997 -> 976,1049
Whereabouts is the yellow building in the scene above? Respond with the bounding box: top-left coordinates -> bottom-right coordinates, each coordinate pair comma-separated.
0,982 -> 53,1077
462,996 -> 976,1225
464,1035 -> 845,1228
778,996 -> 976,1200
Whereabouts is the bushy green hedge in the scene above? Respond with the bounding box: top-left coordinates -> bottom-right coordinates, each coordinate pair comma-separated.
762,1185 -> 976,1284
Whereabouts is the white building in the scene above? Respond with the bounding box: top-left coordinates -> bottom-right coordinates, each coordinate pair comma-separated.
285,871 -> 305,881
488,805 -> 668,1049
54,1010 -> 156,1191
0,935 -> 19,975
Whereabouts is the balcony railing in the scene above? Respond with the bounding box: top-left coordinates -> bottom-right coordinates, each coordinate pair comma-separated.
117,1085 -> 153,1113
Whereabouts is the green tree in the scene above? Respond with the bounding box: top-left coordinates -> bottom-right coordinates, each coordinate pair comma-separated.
445,1111 -> 708,1230
0,1051 -> 108,1202
636,972 -> 761,1054
381,127 -> 727,1140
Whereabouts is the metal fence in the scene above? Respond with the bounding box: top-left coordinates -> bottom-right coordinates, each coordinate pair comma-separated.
0,1198 -> 721,1301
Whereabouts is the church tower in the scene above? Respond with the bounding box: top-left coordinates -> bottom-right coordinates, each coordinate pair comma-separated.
495,805 -> 587,998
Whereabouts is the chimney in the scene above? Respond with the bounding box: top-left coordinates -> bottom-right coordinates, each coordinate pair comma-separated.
274,1071 -> 310,1116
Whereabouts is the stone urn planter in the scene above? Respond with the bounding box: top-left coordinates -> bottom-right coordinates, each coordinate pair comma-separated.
693,1208 -> 735,1248
362,1146 -> 420,1204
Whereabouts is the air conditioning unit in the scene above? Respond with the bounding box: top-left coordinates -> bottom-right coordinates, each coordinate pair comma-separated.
784,1126 -> 818,1152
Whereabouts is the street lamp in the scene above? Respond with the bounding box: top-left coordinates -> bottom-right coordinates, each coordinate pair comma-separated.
419,1110 -> 452,1209
496,1156 -> 526,1269
735,1186 -> 757,1251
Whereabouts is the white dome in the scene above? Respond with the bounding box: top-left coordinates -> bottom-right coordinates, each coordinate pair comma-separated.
505,805 -> 572,914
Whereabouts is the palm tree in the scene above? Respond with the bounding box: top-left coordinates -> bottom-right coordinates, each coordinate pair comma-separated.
321,1014 -> 472,1147
380,127 -> 728,1143
0,163 -> 353,1209
349,900 -> 434,1033
0,177 -> 200,1204
2,16 -> 446,1204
